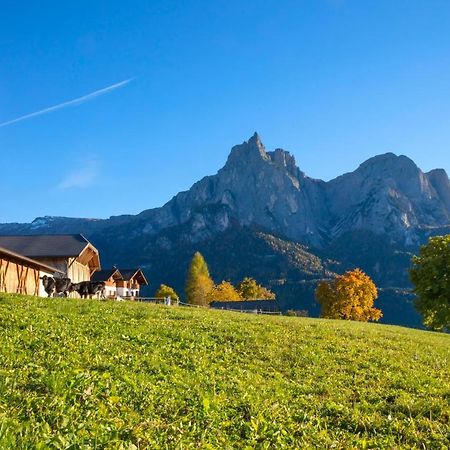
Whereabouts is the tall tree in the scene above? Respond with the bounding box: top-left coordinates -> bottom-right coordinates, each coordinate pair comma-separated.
315,268 -> 382,322
237,277 -> 275,300
155,284 -> 179,302
185,252 -> 214,306
207,281 -> 242,302
410,235 -> 450,331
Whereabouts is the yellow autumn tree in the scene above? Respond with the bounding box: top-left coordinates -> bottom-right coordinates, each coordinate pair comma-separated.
155,284 -> 179,302
185,252 -> 214,306
315,268 -> 382,322
207,281 -> 242,302
237,277 -> 275,300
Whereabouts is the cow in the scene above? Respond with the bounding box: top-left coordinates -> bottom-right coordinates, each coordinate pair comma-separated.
54,277 -> 73,297
71,281 -> 90,298
72,281 -> 105,299
41,276 -> 73,297
89,281 -> 106,298
40,275 -> 56,297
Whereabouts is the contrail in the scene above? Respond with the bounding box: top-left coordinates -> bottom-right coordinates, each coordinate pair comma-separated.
0,78 -> 133,128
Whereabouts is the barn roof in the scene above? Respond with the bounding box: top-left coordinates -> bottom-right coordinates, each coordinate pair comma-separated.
0,234 -> 101,273
0,234 -> 91,258
91,268 -> 122,282
117,268 -> 148,285
0,246 -> 63,274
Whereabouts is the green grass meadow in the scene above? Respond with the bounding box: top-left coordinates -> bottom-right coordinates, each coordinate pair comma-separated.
0,294 -> 449,449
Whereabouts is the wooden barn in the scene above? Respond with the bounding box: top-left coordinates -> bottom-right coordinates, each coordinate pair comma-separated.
0,234 -> 100,284
0,246 -> 62,296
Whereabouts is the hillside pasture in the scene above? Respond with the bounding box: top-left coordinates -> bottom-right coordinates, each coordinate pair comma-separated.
0,294 -> 448,448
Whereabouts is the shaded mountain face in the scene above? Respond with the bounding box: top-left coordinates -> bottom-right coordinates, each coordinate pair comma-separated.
1,133 -> 449,326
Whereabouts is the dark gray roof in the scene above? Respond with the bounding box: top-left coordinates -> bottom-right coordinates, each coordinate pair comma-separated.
117,268 -> 148,285
0,246 -> 63,274
0,234 -> 90,258
118,269 -> 138,280
91,268 -> 121,282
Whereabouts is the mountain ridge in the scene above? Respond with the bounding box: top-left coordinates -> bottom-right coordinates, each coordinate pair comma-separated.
4,132 -> 448,246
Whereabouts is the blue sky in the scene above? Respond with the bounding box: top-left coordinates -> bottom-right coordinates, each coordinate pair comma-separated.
1,0 -> 450,222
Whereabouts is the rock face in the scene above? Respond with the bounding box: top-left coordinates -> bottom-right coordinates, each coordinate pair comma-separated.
325,153 -> 450,245
130,133 -> 326,245
116,133 -> 450,249
1,133 -> 449,326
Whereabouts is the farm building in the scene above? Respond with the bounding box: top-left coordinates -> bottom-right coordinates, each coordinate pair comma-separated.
210,299 -> 280,312
90,267 -> 148,298
0,234 -> 100,284
91,267 -> 123,298
116,268 -> 148,298
0,246 -> 62,296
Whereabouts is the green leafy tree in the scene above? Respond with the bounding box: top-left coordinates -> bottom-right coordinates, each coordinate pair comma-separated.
207,281 -> 242,302
315,268 -> 382,322
155,284 -> 179,303
237,277 -> 275,300
409,235 -> 450,331
185,252 -> 214,306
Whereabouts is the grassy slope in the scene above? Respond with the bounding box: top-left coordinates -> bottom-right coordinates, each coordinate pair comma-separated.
0,295 -> 448,449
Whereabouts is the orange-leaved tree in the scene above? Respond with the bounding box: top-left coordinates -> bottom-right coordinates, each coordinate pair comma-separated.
315,268 -> 382,322
207,281 -> 242,302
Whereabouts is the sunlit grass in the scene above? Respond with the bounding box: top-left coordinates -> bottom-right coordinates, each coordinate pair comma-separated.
0,294 -> 448,448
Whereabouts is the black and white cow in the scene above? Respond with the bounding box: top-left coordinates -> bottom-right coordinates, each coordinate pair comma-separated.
40,275 -> 73,297
72,281 -> 105,299
54,277 -> 73,297
40,275 -> 56,297
71,281 -> 90,298
89,281 -> 106,298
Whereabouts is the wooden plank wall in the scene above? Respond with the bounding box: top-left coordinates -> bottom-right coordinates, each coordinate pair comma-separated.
68,259 -> 91,283
0,258 -> 40,296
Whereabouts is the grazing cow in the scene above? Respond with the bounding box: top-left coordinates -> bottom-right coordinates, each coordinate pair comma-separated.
40,275 -> 56,297
54,277 -> 73,297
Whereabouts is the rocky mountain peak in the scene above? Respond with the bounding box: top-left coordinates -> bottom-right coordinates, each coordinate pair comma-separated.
266,148 -> 303,179
356,152 -> 419,176
224,134 -> 305,183
225,132 -> 269,167
248,131 -> 263,147
427,168 -> 450,183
